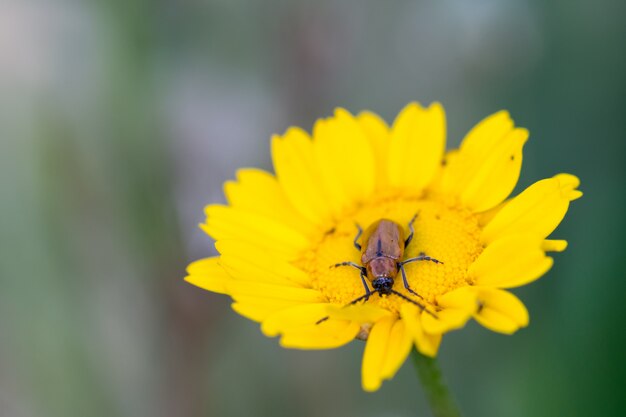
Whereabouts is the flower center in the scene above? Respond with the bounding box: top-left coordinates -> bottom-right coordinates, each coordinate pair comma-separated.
298,195 -> 483,314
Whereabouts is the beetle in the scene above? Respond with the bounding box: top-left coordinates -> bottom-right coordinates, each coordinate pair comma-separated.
331,213 -> 443,314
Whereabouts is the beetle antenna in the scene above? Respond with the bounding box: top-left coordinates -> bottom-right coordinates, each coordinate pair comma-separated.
316,289 -> 438,325
315,291 -> 378,325
390,289 -> 438,318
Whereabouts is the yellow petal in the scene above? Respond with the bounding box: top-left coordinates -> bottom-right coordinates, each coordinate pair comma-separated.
271,128 -> 332,224
481,174 -> 582,243
225,281 -> 324,304
421,308 -> 472,334
220,254 -> 303,287
421,287 -> 477,334
357,111 -> 390,190
441,111 -> 528,212
458,111 -> 514,157
542,239 -> 568,252
231,295 -> 309,322
326,303 -> 393,322
261,303 -> 331,336
427,149 -> 457,192
388,102 -> 446,193
232,295 -> 306,310
459,128 -> 528,212
440,111 -> 511,193
553,173 -> 583,200
231,294 -> 314,321
469,235 -> 553,288
186,256 -> 221,275
231,302 -> 271,321
279,319 -> 360,349
224,169 -> 316,237
313,108 -> 376,211
471,287 -> 529,334
184,257 -> 230,294
202,205 -> 309,260
400,304 -> 442,357
379,319 -> 413,380
437,286 -> 478,310
231,299 -> 305,322
362,316 -> 395,391
216,240 -> 310,286
476,199 -> 507,227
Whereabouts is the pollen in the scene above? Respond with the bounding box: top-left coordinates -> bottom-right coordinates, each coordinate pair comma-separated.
300,195 -> 483,314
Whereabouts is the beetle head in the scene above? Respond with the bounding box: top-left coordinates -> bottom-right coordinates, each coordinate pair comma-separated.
372,277 -> 394,295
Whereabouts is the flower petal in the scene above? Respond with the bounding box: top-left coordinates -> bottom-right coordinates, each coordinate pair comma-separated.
357,111 -> 390,190
232,295 -> 306,310
437,286 -> 478,310
379,319 -> 413,380
460,129 -> 528,211
471,287 -> 529,334
542,239 -> 568,252
469,235 -> 553,288
553,174 -> 583,200
441,111 -> 528,212
224,169 -> 317,237
326,303 -> 392,322
362,316 -> 396,391
220,255 -> 301,287
476,199 -> 507,227
400,304 -> 442,357
216,240 -> 310,286
271,128 -> 333,224
440,111 -> 511,193
231,303 -> 273,321
231,298 -> 306,322
279,319 -> 360,349
261,303 -> 331,337
202,205 -> 309,260
313,108 -> 376,210
421,308 -> 472,334
226,281 -> 324,304
421,287 -> 477,333
481,174 -> 582,243
457,111 -> 515,157
184,257 -> 229,294
388,102 -> 446,193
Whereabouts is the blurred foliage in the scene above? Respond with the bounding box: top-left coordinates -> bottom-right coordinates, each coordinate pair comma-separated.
0,0 -> 624,416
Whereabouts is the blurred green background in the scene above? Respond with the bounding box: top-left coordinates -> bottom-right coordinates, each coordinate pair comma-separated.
1,1 -> 624,416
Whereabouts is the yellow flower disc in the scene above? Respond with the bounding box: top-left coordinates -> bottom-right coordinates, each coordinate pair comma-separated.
302,197 -> 483,311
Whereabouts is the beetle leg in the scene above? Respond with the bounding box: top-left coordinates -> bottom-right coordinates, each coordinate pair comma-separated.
400,252 -> 443,266
348,291 -> 373,306
316,282 -> 373,325
332,261 -> 366,271
316,289 -> 375,324
353,223 -> 363,251
398,262 -> 424,299
405,212 -> 419,247
359,269 -> 371,299
331,262 -> 370,297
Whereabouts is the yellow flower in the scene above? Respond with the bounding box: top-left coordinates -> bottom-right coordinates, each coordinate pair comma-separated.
186,102 -> 581,392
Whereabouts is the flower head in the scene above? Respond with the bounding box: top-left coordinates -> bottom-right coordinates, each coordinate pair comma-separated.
186,103 -> 581,391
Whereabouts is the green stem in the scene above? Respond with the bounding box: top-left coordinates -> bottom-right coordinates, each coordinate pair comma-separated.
411,349 -> 462,417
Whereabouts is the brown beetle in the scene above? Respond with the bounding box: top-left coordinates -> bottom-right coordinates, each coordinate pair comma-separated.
332,213 -> 443,313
